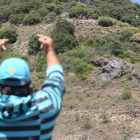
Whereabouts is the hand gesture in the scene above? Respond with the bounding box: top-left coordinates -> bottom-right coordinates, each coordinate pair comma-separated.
0,39 -> 9,56
37,34 -> 53,54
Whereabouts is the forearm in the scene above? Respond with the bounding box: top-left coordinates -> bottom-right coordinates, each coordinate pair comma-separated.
46,48 -> 60,68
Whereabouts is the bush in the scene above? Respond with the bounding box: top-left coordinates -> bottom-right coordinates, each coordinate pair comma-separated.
51,19 -> 75,37
58,47 -> 93,80
38,8 -> 49,18
98,17 -> 113,27
69,4 -> 87,18
120,28 -> 134,40
87,38 -> 94,45
121,90 -> 132,100
53,33 -> 77,53
23,10 -> 41,25
94,34 -> 123,56
43,12 -> 56,24
0,26 -> 18,43
0,6 -> 13,22
36,57 -> 46,72
28,34 -> 40,55
14,3 -> 30,14
134,33 -> 140,37
9,13 -> 25,25
69,1 -> 77,8
46,3 -> 57,12
123,27 -> 139,34
21,56 -> 29,62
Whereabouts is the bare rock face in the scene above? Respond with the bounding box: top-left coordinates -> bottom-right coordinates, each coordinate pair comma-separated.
99,58 -> 134,81
129,36 -> 140,44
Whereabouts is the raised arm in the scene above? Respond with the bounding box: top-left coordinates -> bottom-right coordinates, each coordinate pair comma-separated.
37,34 -> 60,68
37,34 -> 65,110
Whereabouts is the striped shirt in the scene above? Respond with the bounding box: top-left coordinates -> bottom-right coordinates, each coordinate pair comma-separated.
0,64 -> 65,140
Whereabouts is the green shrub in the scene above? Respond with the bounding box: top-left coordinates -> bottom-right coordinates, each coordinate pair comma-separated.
28,34 -> 40,55
51,19 -> 75,37
0,6 -> 13,22
121,90 -> 132,100
87,38 -> 94,45
130,57 -> 140,64
38,8 -> 49,18
0,26 -> 18,43
94,34 -> 122,56
54,5 -> 62,15
58,47 -> 93,80
14,3 -> 30,14
69,1 -> 77,8
43,12 -> 56,24
53,33 -> 77,53
102,112 -> 110,123
9,13 -> 25,25
69,4 -> 87,18
98,17 -> 113,27
120,28 -> 134,40
36,57 -> 46,72
21,56 -> 29,62
46,3 -> 57,12
23,10 -> 41,25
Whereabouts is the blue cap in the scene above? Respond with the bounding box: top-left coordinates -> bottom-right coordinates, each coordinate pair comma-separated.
0,58 -> 30,86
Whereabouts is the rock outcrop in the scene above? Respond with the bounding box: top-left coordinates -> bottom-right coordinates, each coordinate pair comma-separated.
99,58 -> 134,81
129,36 -> 140,44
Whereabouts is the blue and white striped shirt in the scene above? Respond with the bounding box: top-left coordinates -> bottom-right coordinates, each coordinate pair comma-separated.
0,64 -> 65,140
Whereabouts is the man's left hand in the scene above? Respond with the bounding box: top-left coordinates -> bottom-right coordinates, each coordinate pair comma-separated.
0,39 -> 9,56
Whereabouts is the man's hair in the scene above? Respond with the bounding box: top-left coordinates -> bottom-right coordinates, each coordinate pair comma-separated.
0,78 -> 33,97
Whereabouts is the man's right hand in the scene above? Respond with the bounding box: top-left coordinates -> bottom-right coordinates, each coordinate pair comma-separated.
37,34 -> 60,67
37,34 -> 53,54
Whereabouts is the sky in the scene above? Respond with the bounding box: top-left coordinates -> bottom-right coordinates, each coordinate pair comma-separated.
130,0 -> 140,4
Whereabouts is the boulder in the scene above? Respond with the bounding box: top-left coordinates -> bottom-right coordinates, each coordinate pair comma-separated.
129,36 -> 140,44
99,58 -> 134,81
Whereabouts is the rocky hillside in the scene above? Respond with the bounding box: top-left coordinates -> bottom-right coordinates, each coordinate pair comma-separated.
1,0 -> 140,140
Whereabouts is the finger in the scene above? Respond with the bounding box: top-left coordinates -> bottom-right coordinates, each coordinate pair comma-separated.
0,39 -> 9,45
38,38 -> 47,44
40,44 -> 43,49
3,39 -> 9,43
37,34 -> 44,38
1,45 -> 6,51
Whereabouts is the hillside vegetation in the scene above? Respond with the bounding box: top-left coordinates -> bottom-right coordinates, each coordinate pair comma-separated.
0,0 -> 140,140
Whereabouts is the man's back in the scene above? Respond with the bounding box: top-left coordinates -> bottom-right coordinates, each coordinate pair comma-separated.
0,64 -> 65,140
0,33 -> 65,140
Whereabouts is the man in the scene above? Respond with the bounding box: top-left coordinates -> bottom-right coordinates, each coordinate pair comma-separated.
0,34 -> 65,140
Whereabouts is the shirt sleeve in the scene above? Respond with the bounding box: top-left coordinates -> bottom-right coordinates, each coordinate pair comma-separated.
41,64 -> 65,111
